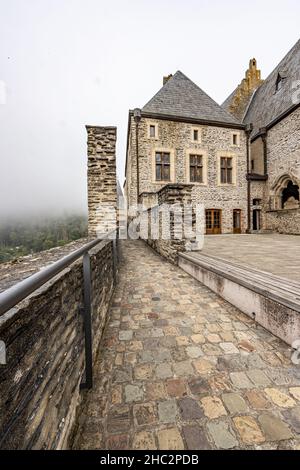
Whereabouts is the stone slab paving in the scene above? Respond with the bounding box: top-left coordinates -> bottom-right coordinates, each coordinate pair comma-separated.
72,240 -> 300,450
198,233 -> 300,282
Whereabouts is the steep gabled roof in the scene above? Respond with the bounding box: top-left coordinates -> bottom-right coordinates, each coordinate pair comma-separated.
142,71 -> 240,125
244,39 -> 300,136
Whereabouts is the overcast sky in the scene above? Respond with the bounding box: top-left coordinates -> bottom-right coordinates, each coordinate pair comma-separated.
0,0 -> 299,218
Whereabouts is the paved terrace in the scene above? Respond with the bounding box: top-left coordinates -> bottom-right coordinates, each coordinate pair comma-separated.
73,240 -> 300,450
199,233 -> 300,283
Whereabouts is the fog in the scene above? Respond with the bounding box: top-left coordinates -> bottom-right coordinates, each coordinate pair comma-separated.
0,0 -> 299,218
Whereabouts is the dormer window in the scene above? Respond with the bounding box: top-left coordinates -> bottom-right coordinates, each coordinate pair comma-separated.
275,71 -> 287,92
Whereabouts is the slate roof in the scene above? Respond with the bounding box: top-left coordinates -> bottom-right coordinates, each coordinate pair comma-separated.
222,87 -> 238,113
142,71 -> 240,125
244,39 -> 300,136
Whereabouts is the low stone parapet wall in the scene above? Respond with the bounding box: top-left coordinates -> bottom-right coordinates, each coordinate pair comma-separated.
141,183 -> 201,264
0,239 -> 115,449
265,208 -> 300,234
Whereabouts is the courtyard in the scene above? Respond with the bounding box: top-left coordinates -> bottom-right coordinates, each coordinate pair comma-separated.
199,233 -> 300,283
72,240 -> 300,450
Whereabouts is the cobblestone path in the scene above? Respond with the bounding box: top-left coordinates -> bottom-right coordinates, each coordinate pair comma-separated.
73,240 -> 300,450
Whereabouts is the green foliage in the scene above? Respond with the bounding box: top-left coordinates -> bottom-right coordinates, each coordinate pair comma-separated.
0,214 -> 88,263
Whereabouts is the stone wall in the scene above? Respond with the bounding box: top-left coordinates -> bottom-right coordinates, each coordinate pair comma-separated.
126,115 -> 248,234
143,184 -> 201,264
265,208 -> 300,234
87,126 -> 117,237
250,136 -> 265,175
261,107 -> 300,232
0,239 -> 115,450
266,107 -> 300,190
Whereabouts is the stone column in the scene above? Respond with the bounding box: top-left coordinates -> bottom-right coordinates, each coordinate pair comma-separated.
86,126 -> 117,238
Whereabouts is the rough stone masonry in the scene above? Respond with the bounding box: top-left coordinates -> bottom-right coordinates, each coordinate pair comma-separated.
87,126 -> 118,237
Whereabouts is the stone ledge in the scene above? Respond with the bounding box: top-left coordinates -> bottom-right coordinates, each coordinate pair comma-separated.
179,251 -> 300,346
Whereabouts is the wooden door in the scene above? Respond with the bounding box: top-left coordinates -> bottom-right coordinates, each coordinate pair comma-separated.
253,209 -> 261,231
233,209 -> 241,234
206,209 -> 222,234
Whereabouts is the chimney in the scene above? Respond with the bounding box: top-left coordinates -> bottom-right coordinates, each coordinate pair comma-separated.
163,74 -> 173,85
86,126 -> 118,237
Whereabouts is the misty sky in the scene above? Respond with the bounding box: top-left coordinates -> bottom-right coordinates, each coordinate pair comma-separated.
1,0 -> 299,217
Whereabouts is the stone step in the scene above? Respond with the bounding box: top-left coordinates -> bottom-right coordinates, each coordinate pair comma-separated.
178,251 -> 300,346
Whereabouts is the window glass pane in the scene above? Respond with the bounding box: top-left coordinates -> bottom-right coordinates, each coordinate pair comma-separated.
156,165 -> 161,181
197,167 -> 203,182
155,152 -> 161,163
190,167 -> 195,182
193,129 -> 198,141
163,165 -> 170,180
162,153 -> 170,163
227,168 -> 232,184
221,168 -> 226,183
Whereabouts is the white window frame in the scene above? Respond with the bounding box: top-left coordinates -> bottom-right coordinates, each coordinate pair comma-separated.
185,149 -> 207,185
148,122 -> 158,139
217,151 -> 237,186
191,126 -> 202,143
230,131 -> 240,147
152,148 -> 175,183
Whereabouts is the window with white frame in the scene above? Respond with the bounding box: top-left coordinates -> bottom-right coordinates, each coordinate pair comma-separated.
191,127 -> 201,142
231,132 -> 240,146
148,123 -> 158,139
189,154 -> 203,183
155,152 -> 170,181
149,124 -> 156,138
220,157 -> 233,184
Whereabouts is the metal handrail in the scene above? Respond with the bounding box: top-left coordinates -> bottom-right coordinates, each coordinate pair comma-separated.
0,231 -> 115,317
0,230 -> 118,390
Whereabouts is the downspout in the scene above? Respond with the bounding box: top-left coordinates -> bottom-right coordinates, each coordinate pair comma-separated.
133,108 -> 142,205
261,127 -> 268,175
245,123 -> 253,233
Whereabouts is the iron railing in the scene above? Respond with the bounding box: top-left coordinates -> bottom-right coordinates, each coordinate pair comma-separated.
0,231 -> 118,390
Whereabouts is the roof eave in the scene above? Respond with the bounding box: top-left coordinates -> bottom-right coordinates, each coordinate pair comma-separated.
130,110 -> 245,130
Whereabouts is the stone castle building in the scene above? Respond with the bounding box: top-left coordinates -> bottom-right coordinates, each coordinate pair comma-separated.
124,39 -> 300,235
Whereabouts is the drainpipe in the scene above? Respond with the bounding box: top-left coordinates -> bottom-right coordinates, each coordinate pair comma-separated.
261,127 -> 268,176
246,123 -> 253,233
133,108 -> 142,205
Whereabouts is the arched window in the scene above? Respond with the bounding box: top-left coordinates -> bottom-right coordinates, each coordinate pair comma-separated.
270,174 -> 300,210
282,180 -> 299,208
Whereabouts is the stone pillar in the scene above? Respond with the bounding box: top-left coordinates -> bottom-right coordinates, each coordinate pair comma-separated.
86,126 -> 117,238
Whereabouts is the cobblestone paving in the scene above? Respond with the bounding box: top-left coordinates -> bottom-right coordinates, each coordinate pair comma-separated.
73,240 -> 300,450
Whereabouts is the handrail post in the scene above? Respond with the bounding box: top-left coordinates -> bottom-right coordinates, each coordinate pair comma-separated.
80,252 -> 93,390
